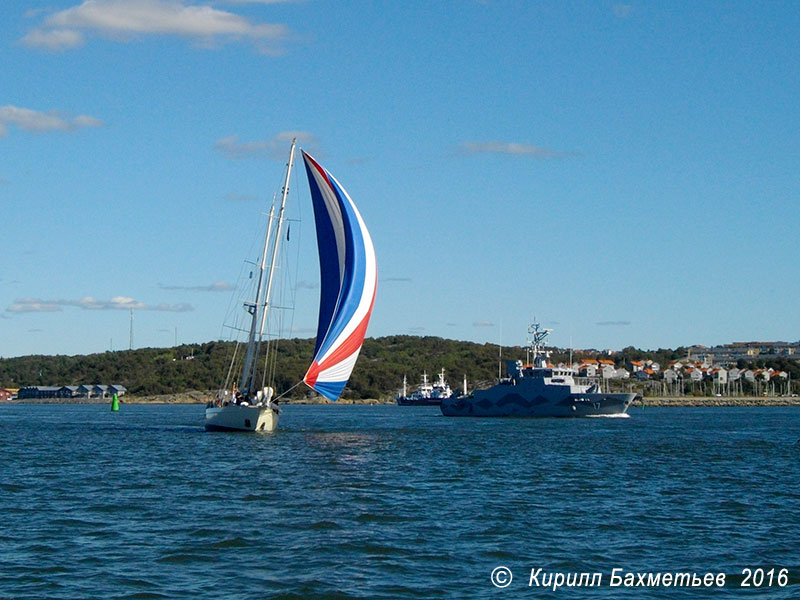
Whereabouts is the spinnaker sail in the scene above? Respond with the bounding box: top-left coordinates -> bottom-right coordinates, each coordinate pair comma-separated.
301,151 -> 377,400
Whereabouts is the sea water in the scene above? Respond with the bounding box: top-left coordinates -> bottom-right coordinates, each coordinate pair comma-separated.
1,404 -> 798,599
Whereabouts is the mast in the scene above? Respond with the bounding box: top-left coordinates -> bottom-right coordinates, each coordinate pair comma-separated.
238,206 -> 275,394
527,320 -> 553,368
255,141 -> 296,367
569,336 -> 573,368
239,139 -> 296,394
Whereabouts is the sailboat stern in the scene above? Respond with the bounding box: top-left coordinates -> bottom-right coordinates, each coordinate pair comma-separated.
204,404 -> 279,432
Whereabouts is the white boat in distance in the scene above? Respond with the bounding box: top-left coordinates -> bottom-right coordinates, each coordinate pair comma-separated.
440,321 -> 635,418
396,369 -> 454,406
205,140 -> 378,432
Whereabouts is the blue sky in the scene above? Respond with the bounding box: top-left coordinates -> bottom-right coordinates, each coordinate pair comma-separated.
2,0 -> 799,358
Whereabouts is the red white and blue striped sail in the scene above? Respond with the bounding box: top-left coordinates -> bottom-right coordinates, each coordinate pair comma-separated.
301,151 -> 377,400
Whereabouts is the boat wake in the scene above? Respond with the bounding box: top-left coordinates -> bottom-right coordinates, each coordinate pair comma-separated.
585,412 -> 631,419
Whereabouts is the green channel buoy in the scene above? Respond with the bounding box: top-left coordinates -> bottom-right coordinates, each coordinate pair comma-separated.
111,393 -> 120,412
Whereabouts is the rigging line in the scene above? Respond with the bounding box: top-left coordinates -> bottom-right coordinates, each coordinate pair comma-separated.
222,324 -> 254,335
258,258 -> 282,391
275,380 -> 303,401
219,196 -> 275,342
268,336 -> 281,390
269,260 -> 286,390
261,217 -> 298,393
280,161 -> 302,345
248,144 -> 294,393
273,260 -> 294,390
259,264 -> 286,391
261,338 -> 274,389
222,340 -> 242,391
260,334 -> 275,391
265,345 -> 275,392
286,211 -> 302,343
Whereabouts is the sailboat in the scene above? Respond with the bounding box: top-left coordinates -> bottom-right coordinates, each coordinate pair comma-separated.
205,139 -> 377,432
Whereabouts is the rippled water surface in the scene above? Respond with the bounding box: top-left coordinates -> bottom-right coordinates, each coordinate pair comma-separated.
1,404 -> 798,599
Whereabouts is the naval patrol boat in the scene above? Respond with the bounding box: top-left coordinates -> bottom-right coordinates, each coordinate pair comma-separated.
440,322 -> 635,418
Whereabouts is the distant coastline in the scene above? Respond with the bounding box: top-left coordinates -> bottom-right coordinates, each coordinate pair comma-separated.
1,393 -> 799,407
0,391 -> 391,405
632,396 -> 800,407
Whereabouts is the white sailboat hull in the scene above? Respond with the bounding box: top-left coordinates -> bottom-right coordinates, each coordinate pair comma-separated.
204,404 -> 279,432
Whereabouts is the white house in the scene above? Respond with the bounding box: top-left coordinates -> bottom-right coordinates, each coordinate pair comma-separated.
685,368 -> 703,382
601,365 -> 617,379
663,369 -> 680,384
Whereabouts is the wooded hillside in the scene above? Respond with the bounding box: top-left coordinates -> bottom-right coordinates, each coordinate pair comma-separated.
0,336 -> 514,400
2,337 -> 798,400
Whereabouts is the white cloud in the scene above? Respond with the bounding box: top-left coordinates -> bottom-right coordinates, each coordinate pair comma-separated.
72,115 -> 105,128
82,296 -> 147,310
20,28 -> 85,50
0,105 -> 104,137
214,130 -> 318,160
472,320 -> 496,328
24,8 -> 50,19
224,192 -> 260,204
457,141 -> 568,159
290,325 -> 317,334
214,135 -> 269,159
158,281 -> 236,292
6,298 -> 63,313
7,296 -> 193,313
223,1 -> 300,4
20,0 -> 291,52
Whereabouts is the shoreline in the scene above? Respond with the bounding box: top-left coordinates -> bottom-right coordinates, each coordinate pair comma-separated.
1,393 -> 799,407
633,396 -> 800,407
0,391 -> 395,405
